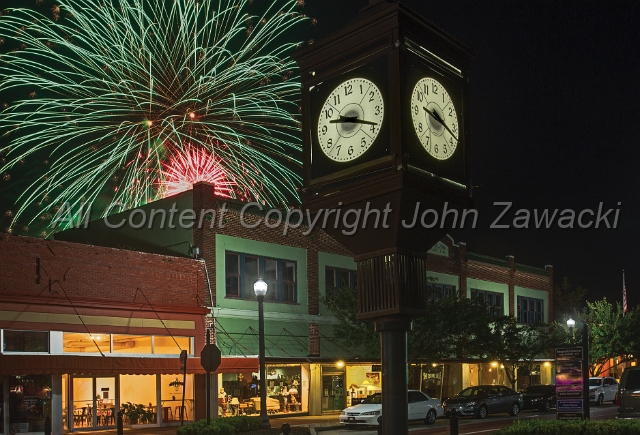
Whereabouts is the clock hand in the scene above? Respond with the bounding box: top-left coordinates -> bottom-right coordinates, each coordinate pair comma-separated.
329,115 -> 378,126
423,107 -> 458,142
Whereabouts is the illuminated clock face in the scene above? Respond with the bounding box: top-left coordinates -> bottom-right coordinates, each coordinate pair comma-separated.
317,78 -> 384,162
410,77 -> 459,160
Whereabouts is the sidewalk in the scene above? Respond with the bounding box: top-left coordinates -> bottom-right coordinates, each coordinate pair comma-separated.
70,414 -> 342,435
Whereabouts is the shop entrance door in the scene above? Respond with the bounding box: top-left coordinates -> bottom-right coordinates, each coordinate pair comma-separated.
321,375 -> 345,412
70,376 -> 117,430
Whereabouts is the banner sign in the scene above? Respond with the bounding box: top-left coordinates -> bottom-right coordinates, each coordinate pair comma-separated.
556,346 -> 585,420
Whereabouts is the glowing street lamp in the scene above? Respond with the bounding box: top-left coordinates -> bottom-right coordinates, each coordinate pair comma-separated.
567,317 -> 576,344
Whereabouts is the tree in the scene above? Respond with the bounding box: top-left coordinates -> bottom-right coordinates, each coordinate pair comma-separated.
409,296 -> 496,363
583,298 -> 639,376
320,286 -> 378,358
553,277 -> 587,322
487,317 -> 563,389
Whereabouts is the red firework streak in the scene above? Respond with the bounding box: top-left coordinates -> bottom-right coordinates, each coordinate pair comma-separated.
160,146 -> 235,198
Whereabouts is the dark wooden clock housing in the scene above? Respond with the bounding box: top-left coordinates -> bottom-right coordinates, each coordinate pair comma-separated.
293,1 -> 474,318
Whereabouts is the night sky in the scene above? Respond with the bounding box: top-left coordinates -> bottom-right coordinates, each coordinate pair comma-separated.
304,0 -> 640,306
1,0 -> 639,309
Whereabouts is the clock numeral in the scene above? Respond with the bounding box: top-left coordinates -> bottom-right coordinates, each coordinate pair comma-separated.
449,137 -> 454,147
424,83 -> 428,95
348,145 -> 354,156
452,124 -> 458,134
361,137 -> 367,148
443,143 -> 447,155
434,144 -> 439,154
425,137 -> 430,153
449,107 -> 453,117
344,84 -> 353,96
369,125 -> 375,134
359,84 -> 363,94
321,125 -> 327,135
432,83 -> 438,94
369,91 -> 375,102
418,122 -> 423,133
333,94 -> 340,105
335,145 -> 341,155
417,91 -> 424,102
326,138 -> 332,148
375,105 -> 381,116
324,108 -> 334,120
443,93 -> 445,103
413,105 -> 419,115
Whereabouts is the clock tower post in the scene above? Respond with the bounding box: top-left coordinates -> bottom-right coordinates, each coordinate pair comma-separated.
293,1 -> 474,433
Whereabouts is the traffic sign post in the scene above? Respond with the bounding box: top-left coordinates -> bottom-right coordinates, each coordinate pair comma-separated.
201,338 -> 221,424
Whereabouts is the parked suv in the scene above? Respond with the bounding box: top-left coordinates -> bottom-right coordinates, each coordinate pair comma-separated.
617,367 -> 640,418
589,376 -> 618,405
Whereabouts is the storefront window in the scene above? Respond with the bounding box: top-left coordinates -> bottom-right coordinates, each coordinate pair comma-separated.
120,375 -> 157,425
9,375 -> 52,433
154,336 -> 191,355
160,374 -> 194,423
63,332 -> 110,353
3,330 -> 49,352
112,334 -> 152,354
218,364 -> 304,417
62,374 -> 68,430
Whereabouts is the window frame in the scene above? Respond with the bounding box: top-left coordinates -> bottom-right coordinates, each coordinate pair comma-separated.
225,251 -> 298,303
325,266 -> 357,301
517,295 -> 544,324
427,283 -> 457,302
470,288 -> 504,317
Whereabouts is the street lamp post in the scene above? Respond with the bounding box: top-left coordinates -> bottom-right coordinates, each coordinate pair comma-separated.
254,278 -> 271,429
567,317 -> 576,345
582,322 -> 590,420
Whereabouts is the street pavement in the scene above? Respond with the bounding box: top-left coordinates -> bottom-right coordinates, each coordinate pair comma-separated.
68,404 -> 619,435
69,413 -> 343,435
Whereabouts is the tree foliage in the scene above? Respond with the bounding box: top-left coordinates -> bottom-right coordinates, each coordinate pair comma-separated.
487,317 -> 564,388
553,277 -> 587,322
583,298 -> 639,376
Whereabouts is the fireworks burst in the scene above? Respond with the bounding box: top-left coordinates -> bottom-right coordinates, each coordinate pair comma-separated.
0,0 -> 308,231
159,145 -> 235,199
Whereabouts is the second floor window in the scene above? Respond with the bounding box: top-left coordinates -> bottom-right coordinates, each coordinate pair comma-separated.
427,283 -> 457,302
226,251 -> 297,302
325,267 -> 357,301
471,288 -> 504,317
517,296 -> 544,324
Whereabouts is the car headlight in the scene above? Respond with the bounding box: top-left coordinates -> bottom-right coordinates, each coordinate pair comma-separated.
361,411 -> 381,416
340,411 -> 345,415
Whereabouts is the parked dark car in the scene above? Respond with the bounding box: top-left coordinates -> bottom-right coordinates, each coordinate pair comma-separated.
617,367 -> 640,419
443,385 -> 523,419
521,384 -> 556,411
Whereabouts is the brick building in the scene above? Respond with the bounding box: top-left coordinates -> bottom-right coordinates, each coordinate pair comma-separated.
1,181 -> 554,433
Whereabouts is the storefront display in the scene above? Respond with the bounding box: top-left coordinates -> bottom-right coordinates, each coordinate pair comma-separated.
219,364 -> 305,416
8,375 -> 51,434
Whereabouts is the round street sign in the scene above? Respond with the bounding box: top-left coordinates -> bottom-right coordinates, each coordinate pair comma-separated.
200,344 -> 221,372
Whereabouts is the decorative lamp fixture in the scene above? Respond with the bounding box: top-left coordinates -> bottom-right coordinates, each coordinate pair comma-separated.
567,317 -> 576,344
254,278 -> 268,297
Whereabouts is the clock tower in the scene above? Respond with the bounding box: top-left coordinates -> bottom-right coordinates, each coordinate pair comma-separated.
293,2 -> 474,434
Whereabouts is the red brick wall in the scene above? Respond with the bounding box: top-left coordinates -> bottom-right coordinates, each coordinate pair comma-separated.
424,236 -> 553,317
0,233 -> 206,308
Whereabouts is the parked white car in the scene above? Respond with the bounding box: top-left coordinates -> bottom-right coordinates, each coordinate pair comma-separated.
589,376 -> 618,405
339,390 -> 444,427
